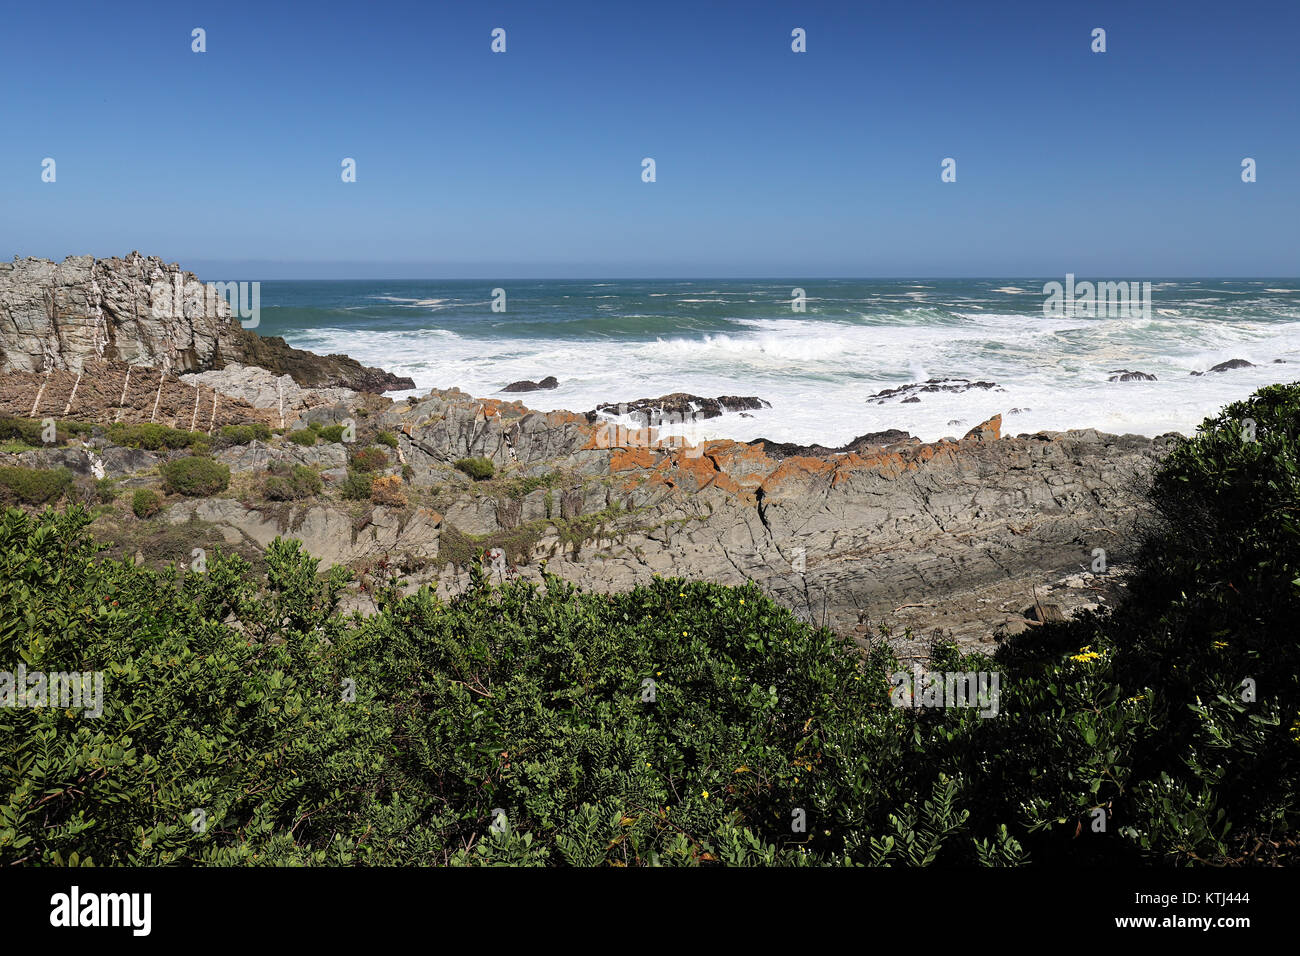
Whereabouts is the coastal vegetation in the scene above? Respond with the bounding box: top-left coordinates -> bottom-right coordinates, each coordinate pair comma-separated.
0,384 -> 1295,865
455,457 -> 496,481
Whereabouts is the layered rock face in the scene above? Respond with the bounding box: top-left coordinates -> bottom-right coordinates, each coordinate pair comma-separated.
370,397 -> 1168,639
0,255 -> 236,374
148,384 -> 1168,642
0,254 -> 413,392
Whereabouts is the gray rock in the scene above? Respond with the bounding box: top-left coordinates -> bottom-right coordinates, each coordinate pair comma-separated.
0,253 -> 411,392
1023,603 -> 1066,623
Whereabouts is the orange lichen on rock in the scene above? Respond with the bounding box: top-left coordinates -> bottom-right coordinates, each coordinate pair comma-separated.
963,415 -> 1002,442
536,410 -> 588,427
582,422 -> 673,452
610,447 -> 658,471
671,452 -> 742,494
759,455 -> 837,494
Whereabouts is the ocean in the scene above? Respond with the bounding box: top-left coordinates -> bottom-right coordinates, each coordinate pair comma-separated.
246,278 -> 1300,447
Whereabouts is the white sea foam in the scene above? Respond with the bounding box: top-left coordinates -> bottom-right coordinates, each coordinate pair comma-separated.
290,310 -> 1300,448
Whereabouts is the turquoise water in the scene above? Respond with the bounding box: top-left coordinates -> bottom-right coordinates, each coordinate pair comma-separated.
243,278 -> 1300,445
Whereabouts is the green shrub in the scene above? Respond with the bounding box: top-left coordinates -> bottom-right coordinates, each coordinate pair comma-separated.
217,423 -> 272,446
339,470 -> 373,501
159,457 -> 230,497
107,422 -> 205,451
286,429 -> 317,447
375,431 -> 398,449
317,424 -> 347,443
132,488 -> 162,518
0,466 -> 72,505
263,464 -> 323,501
351,447 -> 389,472
455,457 -> 495,480
0,417 -> 92,447
94,478 -> 118,504
0,417 -> 45,446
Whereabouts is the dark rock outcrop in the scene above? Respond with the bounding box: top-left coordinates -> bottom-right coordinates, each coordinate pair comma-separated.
867,379 -> 1004,404
502,376 -> 559,392
1108,369 -> 1157,382
586,393 -> 770,425
751,428 -> 917,460
1191,359 -> 1256,376
226,329 -> 413,392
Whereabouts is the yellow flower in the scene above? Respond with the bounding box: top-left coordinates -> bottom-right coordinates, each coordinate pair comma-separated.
1212,641 -> 1229,650
682,630 -> 688,636
701,790 -> 709,799
739,599 -> 744,605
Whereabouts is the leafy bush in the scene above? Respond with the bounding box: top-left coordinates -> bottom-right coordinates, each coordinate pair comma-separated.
375,431 -> 398,449
94,478 -> 118,504
132,488 -> 162,518
159,457 -> 230,497
0,466 -> 72,505
316,424 -> 347,443
286,430 -> 317,447
351,447 -> 388,472
455,457 -> 495,481
0,417 -> 92,447
0,417 -> 45,447
106,422 -> 205,451
339,470 -> 373,501
217,423 -> 272,446
263,464 -> 323,501
1,383 -> 1297,866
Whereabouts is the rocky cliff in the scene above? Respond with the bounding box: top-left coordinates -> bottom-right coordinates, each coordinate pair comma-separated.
83,374 -> 1166,650
0,254 -> 413,392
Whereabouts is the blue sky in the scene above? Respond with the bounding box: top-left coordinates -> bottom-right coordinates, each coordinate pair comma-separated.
1,0 -> 1296,278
